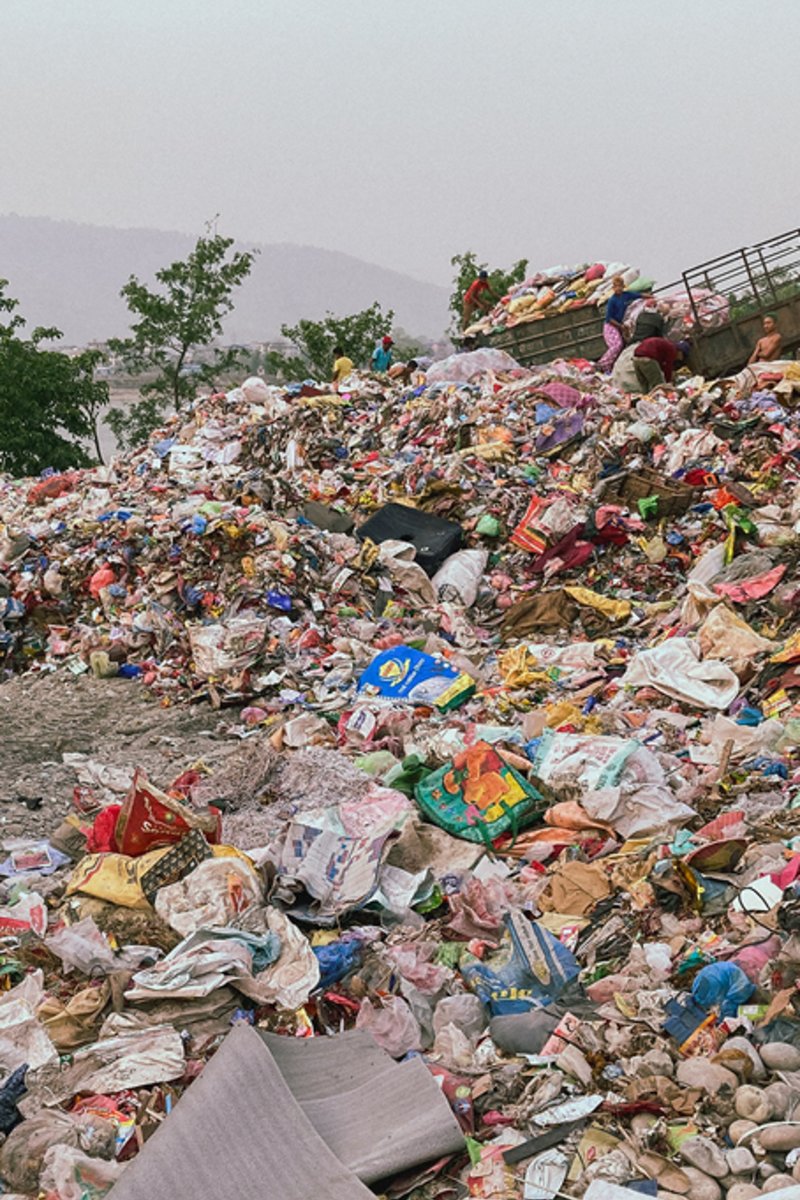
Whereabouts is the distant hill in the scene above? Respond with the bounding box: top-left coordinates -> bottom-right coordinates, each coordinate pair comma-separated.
0,215 -> 450,345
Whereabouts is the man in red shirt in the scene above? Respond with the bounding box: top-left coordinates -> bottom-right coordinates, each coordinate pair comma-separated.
462,271 -> 499,329
633,338 -> 690,391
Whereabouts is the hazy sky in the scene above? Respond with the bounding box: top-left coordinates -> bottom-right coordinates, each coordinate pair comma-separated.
4,0 -> 800,290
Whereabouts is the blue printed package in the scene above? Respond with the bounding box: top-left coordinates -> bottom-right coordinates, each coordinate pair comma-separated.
461,912 -> 580,1015
358,645 -> 475,712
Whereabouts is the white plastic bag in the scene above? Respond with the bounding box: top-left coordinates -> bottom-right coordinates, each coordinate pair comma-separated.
240,376 -> 290,418
425,348 -> 521,383
156,858 -> 263,936
241,376 -> 272,404
40,1144 -> 123,1200
188,616 -> 267,678
377,540 -> 436,606
433,992 -> 487,1038
432,549 -> 488,607
621,637 -> 739,710
236,908 -> 321,1010
432,1021 -> 475,1069
697,605 -> 774,674
46,917 -> 117,976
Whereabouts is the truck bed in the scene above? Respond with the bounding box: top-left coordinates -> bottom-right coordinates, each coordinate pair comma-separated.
483,228 -> 800,379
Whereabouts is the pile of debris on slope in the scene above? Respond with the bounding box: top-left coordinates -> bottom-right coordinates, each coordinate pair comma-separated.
2,349 -> 800,1197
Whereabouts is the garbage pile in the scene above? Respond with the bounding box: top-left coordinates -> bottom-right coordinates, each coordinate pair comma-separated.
463,260 -> 650,336
463,258 -> 731,344
4,353 -> 800,1197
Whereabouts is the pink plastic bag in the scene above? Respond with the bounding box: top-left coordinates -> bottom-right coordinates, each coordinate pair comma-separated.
355,996 -> 422,1057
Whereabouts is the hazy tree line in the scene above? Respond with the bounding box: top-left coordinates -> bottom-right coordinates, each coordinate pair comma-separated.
0,226 -> 507,475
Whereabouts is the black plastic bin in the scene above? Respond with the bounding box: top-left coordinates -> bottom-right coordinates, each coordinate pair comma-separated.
357,503 -> 462,576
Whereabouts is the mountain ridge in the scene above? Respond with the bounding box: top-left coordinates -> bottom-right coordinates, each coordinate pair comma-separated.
0,214 -> 451,346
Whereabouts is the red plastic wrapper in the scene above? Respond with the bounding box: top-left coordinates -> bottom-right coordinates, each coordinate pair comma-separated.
27,471 -> 78,505
87,804 -> 122,853
114,769 -> 220,857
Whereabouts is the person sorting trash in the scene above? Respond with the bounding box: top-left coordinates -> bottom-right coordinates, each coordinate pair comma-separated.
331,345 -> 354,392
633,336 -> 691,390
371,335 -> 394,372
462,271 -> 499,329
598,274 -> 639,371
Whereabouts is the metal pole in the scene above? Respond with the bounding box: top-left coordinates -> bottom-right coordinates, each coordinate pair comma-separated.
684,271 -> 702,326
757,247 -> 780,306
742,247 -> 766,315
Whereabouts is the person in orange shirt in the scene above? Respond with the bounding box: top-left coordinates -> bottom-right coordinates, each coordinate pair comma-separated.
462,271 -> 499,329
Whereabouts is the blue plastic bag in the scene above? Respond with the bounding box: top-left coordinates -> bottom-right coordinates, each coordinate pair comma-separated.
312,939 -> 362,989
461,912 -> 579,1015
691,961 -> 755,1018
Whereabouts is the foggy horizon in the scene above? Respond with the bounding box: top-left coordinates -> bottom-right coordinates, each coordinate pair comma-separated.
4,0 -> 800,292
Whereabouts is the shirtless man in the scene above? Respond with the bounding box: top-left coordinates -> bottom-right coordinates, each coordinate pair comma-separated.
748,314 -> 783,364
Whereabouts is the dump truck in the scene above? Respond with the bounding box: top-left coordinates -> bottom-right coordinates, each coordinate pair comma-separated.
482,227 -> 800,378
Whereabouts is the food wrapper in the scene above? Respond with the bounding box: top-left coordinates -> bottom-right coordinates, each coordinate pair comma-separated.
358,645 -> 475,712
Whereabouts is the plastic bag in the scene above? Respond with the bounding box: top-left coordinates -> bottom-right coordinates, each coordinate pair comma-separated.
0,1065 -> 27,1134
691,962 -> 755,1018
236,908 -> 320,1009
238,376 -> 289,417
621,636 -> 739,710
40,1144 -> 123,1200
355,995 -> 422,1058
125,929 -> 269,1002
446,876 -> 508,940
187,616 -> 268,679
461,911 -> 579,1015
66,848 -> 173,909
433,993 -> 487,1039
432,1022 -> 475,1069
425,348 -> 520,383
431,549 -> 488,607
38,982 -> 111,1051
155,857 -> 262,936
697,604 -> 775,673
580,776 -> 695,840
0,970 -> 58,1073
312,938 -> 362,988
0,1110 -> 116,1194
386,942 -> 452,995
0,891 -> 48,937
532,730 -> 643,789
415,741 -> 545,846
358,645 -> 475,712
271,785 -> 410,918
115,769 -> 220,857
46,917 -> 117,976
375,541 -> 436,606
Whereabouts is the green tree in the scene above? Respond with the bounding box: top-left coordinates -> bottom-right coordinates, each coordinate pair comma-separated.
266,302 -> 394,382
107,227 -> 257,449
0,280 -> 107,477
449,251 -> 529,335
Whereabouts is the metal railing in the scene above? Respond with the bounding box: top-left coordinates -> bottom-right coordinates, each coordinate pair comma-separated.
486,229 -> 800,370
680,228 -> 800,326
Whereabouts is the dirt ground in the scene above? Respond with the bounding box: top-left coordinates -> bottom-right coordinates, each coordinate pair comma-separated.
0,671 -> 241,841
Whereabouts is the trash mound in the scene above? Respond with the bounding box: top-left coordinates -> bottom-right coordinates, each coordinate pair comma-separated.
463,258 -> 730,342
3,354 -> 800,1196
464,259 -> 647,336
